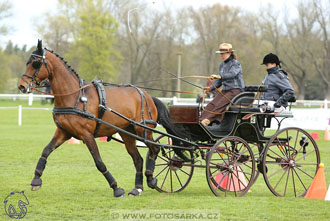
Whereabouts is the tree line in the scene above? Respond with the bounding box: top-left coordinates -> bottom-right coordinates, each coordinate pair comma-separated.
0,0 -> 329,100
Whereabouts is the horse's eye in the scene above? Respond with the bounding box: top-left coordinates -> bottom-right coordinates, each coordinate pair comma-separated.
32,60 -> 41,69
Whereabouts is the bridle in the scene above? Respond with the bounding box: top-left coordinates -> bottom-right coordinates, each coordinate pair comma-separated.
21,49 -> 51,93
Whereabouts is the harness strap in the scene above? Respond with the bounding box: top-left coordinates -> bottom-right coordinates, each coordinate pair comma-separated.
93,80 -> 108,137
122,84 -> 154,141
53,107 -> 96,119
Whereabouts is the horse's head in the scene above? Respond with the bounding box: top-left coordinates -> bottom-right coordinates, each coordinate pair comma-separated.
18,40 -> 52,93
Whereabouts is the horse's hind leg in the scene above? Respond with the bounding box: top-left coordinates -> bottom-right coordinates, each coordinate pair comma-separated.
31,128 -> 70,191
83,134 -> 125,198
136,128 -> 160,189
120,130 -> 144,196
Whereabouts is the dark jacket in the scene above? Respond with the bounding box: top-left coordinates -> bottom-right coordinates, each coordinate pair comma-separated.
210,56 -> 245,91
261,66 -> 295,107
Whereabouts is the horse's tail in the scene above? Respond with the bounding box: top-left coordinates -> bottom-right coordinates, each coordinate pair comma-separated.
152,97 -> 190,161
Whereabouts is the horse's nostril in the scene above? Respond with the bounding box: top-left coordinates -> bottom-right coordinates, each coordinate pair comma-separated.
18,85 -> 27,93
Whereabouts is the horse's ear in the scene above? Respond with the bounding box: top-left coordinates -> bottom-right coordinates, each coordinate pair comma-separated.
37,39 -> 43,53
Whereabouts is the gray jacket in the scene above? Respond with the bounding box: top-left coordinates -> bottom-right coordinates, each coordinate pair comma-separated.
210,56 -> 245,91
261,67 -> 295,107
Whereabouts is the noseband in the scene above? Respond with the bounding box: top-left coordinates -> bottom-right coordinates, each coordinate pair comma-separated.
21,49 -> 51,92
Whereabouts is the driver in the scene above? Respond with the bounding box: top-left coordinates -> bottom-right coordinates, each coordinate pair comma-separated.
200,43 -> 245,127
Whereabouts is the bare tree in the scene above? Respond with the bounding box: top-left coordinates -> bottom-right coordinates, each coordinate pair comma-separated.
0,0 -> 12,35
188,4 -> 241,77
282,1 -> 317,99
310,0 -> 330,99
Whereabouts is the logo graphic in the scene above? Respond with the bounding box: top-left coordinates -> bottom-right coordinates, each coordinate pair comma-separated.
3,191 -> 29,219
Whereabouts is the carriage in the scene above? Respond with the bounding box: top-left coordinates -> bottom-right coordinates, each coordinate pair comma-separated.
147,86 -> 320,197
19,40 -> 320,198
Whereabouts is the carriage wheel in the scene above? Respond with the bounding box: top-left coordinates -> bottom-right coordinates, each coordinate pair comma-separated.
262,127 -> 320,197
206,136 -> 256,197
146,135 -> 194,193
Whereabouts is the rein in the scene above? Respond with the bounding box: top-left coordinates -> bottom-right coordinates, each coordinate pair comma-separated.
31,84 -> 93,97
102,82 -> 202,95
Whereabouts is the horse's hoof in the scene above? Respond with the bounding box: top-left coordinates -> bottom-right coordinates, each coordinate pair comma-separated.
114,188 -> 125,198
31,185 -> 41,191
147,178 -> 157,189
31,178 -> 42,191
128,188 -> 142,196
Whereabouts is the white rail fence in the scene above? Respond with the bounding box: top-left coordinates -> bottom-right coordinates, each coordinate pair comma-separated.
0,93 -> 329,108
1,94 -> 330,129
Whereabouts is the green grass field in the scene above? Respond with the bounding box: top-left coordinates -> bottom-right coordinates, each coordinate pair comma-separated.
1,99 -> 330,220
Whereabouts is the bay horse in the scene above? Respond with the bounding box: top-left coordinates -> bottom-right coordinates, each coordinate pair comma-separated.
18,40 -> 185,197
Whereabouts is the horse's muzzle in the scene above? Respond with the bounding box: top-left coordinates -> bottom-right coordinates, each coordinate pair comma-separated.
18,84 -> 27,93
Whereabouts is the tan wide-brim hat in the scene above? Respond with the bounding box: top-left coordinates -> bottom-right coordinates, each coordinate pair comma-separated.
215,43 -> 235,54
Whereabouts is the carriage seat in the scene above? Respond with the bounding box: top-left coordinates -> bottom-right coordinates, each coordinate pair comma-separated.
228,92 -> 260,113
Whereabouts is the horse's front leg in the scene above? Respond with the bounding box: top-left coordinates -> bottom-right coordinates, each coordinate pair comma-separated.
83,134 -> 125,198
31,128 -> 70,191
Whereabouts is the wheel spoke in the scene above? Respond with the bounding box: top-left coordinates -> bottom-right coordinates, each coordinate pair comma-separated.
273,168 -> 288,191
283,168 -> 290,197
268,147 -> 284,159
241,168 -> 252,183
295,166 -> 314,179
292,167 -> 307,192
170,168 -> 173,192
293,130 -> 299,156
291,168 -> 296,197
275,137 -> 289,158
211,168 -> 221,176
295,162 -> 318,165
155,163 -> 168,166
160,167 -> 170,189
235,169 -> 242,191
174,171 -> 183,188
155,165 -> 169,178
295,139 -> 309,158
231,169 -> 248,189
264,161 -> 287,165
285,130 -> 290,158
215,150 -> 229,167
225,173 -> 232,197
240,161 -> 253,170
294,149 -> 315,162
214,172 -> 228,189
267,167 -> 286,179
158,155 -> 169,162
230,173 -> 237,197
178,167 -> 190,176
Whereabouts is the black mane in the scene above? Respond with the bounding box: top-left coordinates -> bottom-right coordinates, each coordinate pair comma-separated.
44,48 -> 81,80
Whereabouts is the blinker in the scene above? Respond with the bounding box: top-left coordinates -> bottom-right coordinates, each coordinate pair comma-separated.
32,60 -> 42,69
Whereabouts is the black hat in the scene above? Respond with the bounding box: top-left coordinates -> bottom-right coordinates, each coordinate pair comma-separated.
261,53 -> 281,66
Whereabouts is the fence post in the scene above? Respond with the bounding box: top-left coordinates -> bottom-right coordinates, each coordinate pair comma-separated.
28,93 -> 33,106
325,99 -> 328,110
173,96 -> 177,105
18,105 -> 22,126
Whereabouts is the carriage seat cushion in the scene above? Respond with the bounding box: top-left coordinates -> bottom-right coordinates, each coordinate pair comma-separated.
244,85 -> 268,92
274,109 -> 294,118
